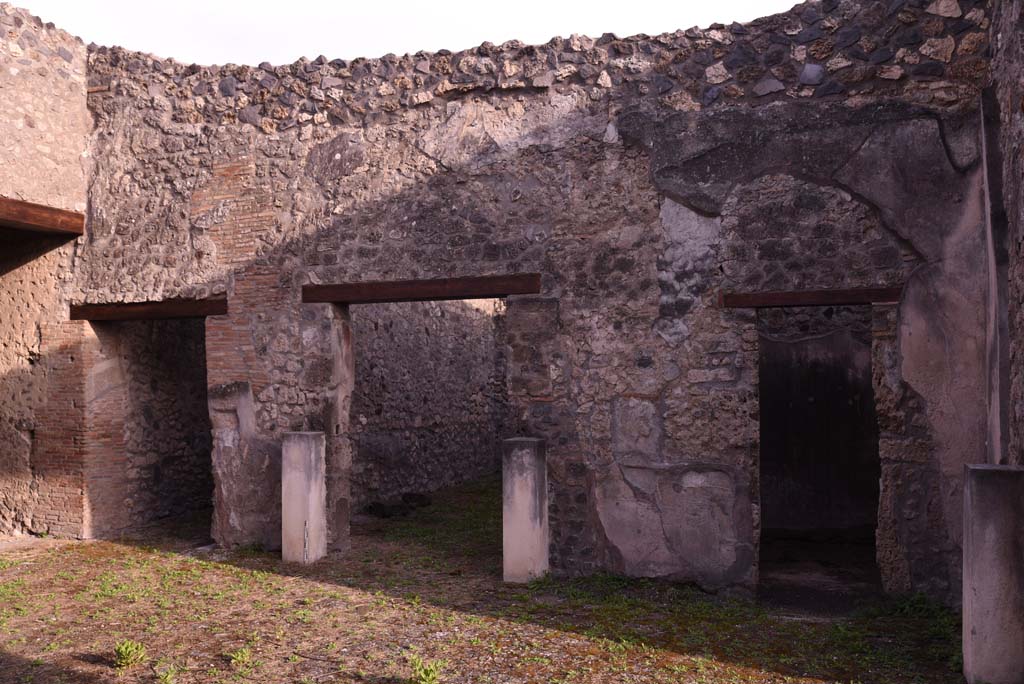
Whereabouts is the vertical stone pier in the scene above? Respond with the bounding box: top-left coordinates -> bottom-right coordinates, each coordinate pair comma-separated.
503,437 -> 549,583
282,432 -> 328,565
963,464 -> 1024,684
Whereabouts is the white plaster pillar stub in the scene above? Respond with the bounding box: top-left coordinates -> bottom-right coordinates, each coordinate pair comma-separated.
963,464 -> 1024,684
282,432 -> 328,565
503,437 -> 549,583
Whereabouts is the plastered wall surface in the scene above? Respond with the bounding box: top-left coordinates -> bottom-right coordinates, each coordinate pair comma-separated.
993,0 -> 1024,465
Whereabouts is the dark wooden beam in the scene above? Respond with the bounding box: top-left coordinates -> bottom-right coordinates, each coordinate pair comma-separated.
70,297 -> 228,321
0,196 -> 84,236
302,273 -> 542,305
718,286 -> 903,309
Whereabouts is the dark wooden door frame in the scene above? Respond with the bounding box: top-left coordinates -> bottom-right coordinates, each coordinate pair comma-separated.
0,196 -> 84,236
718,286 -> 903,309
302,273 -> 542,305
70,297 -> 228,321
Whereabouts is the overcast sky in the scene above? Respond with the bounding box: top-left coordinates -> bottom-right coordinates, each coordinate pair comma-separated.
22,0 -> 797,66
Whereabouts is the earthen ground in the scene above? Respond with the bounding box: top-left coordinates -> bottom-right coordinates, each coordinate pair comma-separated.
0,478 -> 961,684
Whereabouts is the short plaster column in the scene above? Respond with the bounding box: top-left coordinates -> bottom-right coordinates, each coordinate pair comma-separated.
503,437 -> 549,583
963,464 -> 1024,684
281,432 -> 327,565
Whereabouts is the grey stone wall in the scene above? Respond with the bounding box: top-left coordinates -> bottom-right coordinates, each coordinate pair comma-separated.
0,4 -> 88,537
621,98 -> 989,603
45,0 -> 995,602
349,300 -> 509,510
993,0 -> 1024,465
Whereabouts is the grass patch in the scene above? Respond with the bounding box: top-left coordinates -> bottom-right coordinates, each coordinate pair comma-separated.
0,477 -> 964,684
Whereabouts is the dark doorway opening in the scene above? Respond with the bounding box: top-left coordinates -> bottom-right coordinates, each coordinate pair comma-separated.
757,305 -> 882,613
88,317 -> 214,542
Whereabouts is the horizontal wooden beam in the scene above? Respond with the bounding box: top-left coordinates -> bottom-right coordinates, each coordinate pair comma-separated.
718,286 -> 903,309
302,273 -> 542,305
0,196 -> 84,236
70,297 -> 228,321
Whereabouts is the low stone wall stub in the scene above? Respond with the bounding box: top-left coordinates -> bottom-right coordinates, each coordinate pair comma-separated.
503,437 -> 549,583
281,431 -> 328,565
962,464 -> 1024,684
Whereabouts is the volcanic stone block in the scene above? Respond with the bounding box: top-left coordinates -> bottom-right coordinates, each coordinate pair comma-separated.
503,438 -> 549,583
282,432 -> 328,565
963,464 -> 1024,684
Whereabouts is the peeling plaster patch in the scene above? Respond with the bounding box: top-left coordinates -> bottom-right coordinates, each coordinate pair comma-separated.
611,397 -> 662,461
595,463 -> 746,591
654,199 -> 721,347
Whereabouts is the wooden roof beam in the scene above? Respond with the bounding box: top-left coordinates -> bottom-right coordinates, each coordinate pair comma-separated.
70,297 -> 228,321
302,273 -> 542,305
718,286 -> 903,309
0,196 -> 84,236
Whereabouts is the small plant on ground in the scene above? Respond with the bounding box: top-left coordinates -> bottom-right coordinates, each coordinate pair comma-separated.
226,645 -> 262,675
154,661 -> 183,684
227,645 -> 252,668
408,653 -> 446,684
113,639 -> 147,671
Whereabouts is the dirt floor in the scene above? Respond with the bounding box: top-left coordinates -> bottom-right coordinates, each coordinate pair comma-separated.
0,477 -> 963,684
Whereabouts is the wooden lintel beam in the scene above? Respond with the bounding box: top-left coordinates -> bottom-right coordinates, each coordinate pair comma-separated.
718,286 -> 903,309
0,196 -> 84,236
70,297 -> 228,321
302,273 -> 542,305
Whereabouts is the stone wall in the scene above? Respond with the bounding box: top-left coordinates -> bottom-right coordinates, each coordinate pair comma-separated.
0,4 -> 88,537
993,0 -> 1024,465
349,300 -> 508,510
37,0 -> 993,602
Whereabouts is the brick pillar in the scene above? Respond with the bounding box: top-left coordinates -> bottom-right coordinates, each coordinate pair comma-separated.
205,270 -> 285,549
79,322 -> 130,538
203,263 -> 354,552
33,321 -> 91,538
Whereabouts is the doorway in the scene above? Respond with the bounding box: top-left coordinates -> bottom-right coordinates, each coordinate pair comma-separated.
85,316 -> 214,541
757,305 -> 882,612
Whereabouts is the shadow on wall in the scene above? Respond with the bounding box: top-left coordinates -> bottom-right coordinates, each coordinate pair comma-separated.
0,313 -> 213,538
75,67 -> 989,599
0,228 -> 71,278
0,329 -> 85,537
87,318 -> 214,537
348,299 -> 510,511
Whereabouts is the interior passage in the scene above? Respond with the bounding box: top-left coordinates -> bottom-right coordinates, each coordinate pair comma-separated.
757,307 -> 882,611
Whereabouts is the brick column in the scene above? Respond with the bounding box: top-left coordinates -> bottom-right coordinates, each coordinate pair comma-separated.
33,321 -> 92,538
79,322 -> 130,538
205,270 -> 284,549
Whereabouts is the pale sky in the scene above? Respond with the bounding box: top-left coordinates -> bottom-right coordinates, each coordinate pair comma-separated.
22,0 -> 797,66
